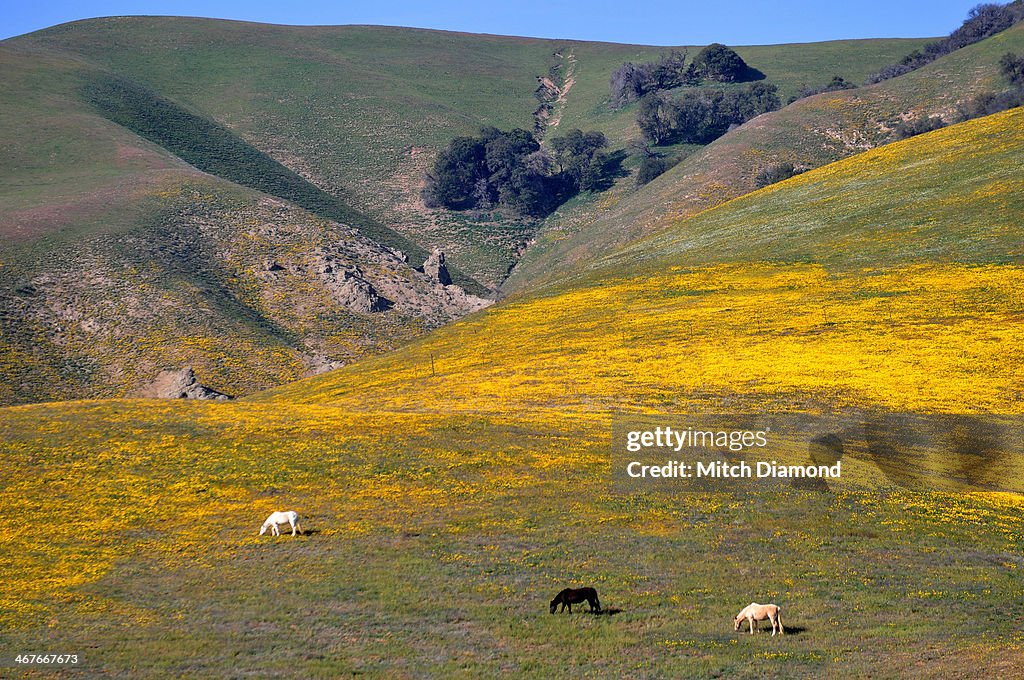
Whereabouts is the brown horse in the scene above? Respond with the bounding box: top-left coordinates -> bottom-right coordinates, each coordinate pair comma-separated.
550,587 -> 601,614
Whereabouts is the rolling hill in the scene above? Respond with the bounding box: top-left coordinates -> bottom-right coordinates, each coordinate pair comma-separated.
505,21 -> 1024,292
259,106 -> 1024,415
0,18 -> 927,404
2,105 -> 1022,677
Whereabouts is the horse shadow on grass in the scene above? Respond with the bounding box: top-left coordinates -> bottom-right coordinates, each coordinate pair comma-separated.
587,607 -> 623,616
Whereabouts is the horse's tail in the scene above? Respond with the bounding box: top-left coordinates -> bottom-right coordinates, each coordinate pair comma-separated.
777,607 -> 785,634
593,593 -> 602,612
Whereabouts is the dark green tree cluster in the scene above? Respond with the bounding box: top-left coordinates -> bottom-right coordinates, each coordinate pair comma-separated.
893,115 -> 946,140
422,127 -> 611,217
1000,51 -> 1024,84
549,129 -> 611,192
635,155 -> 680,186
690,43 -> 751,82
636,82 -> 780,145
609,44 -> 757,108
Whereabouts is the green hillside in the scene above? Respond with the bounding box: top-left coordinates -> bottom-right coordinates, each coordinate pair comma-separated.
2,106 -> 1022,677
505,22 -> 1024,292
0,19 -> 926,404
7,18 -> 928,283
259,107 -> 1024,413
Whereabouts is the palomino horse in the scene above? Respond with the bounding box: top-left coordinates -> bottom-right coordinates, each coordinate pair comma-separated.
550,587 -> 601,614
734,602 -> 784,635
259,510 -> 302,536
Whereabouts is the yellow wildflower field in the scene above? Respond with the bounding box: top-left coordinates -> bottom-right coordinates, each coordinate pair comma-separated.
2,109 -> 1024,676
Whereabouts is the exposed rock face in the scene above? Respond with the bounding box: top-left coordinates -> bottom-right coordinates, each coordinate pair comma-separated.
139,367 -> 230,400
303,354 -> 346,376
334,275 -> 388,313
317,256 -> 391,313
312,244 -> 489,322
422,247 -> 452,286
0,195 -> 495,405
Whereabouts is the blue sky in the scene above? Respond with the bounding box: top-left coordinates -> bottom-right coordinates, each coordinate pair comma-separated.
1,0 -> 982,44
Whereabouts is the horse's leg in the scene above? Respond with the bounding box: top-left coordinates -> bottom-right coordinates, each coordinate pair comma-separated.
777,613 -> 784,635
290,519 -> 297,536
567,602 -> 572,614
771,614 -> 777,636
749,617 -> 756,634
296,522 -> 302,535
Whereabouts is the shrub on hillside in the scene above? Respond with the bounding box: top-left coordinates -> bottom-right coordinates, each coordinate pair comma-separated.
894,115 -> 948,139
954,88 -> 1024,120
954,49 -> 1024,122
1000,51 -> 1024,84
549,129 -> 611,191
866,1 -> 1024,84
754,162 -> 805,188
691,43 -> 750,82
609,44 -> 762,108
610,51 -> 693,107
892,51 -> 1024,138
635,155 -> 680,186
788,76 -> 856,103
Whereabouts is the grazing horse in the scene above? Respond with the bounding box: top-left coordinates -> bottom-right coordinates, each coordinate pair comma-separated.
259,510 -> 302,536
734,602 -> 784,636
550,587 -> 601,614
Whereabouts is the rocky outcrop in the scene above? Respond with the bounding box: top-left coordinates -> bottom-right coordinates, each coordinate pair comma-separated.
421,247 -> 452,285
1,194 -> 495,405
316,256 -> 391,313
332,272 -> 390,313
138,367 -> 231,400
303,354 -> 346,376
313,245 -> 489,321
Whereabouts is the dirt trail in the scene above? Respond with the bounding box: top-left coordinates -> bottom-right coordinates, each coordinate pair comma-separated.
547,51 -> 576,130
533,50 -> 576,137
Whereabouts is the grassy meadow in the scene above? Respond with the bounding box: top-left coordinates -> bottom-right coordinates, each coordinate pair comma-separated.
3,401 -> 1024,677
2,105 -> 1024,676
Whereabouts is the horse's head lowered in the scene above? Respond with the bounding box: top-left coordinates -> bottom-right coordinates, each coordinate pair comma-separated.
733,615 -> 744,631
549,598 -> 559,614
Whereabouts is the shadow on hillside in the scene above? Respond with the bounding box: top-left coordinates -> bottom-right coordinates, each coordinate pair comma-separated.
741,66 -> 767,82
592,150 -> 630,191
735,625 -> 805,636
589,607 -> 623,616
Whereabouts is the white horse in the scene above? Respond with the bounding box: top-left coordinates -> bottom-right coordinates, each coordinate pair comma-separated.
734,602 -> 784,635
259,510 -> 302,536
